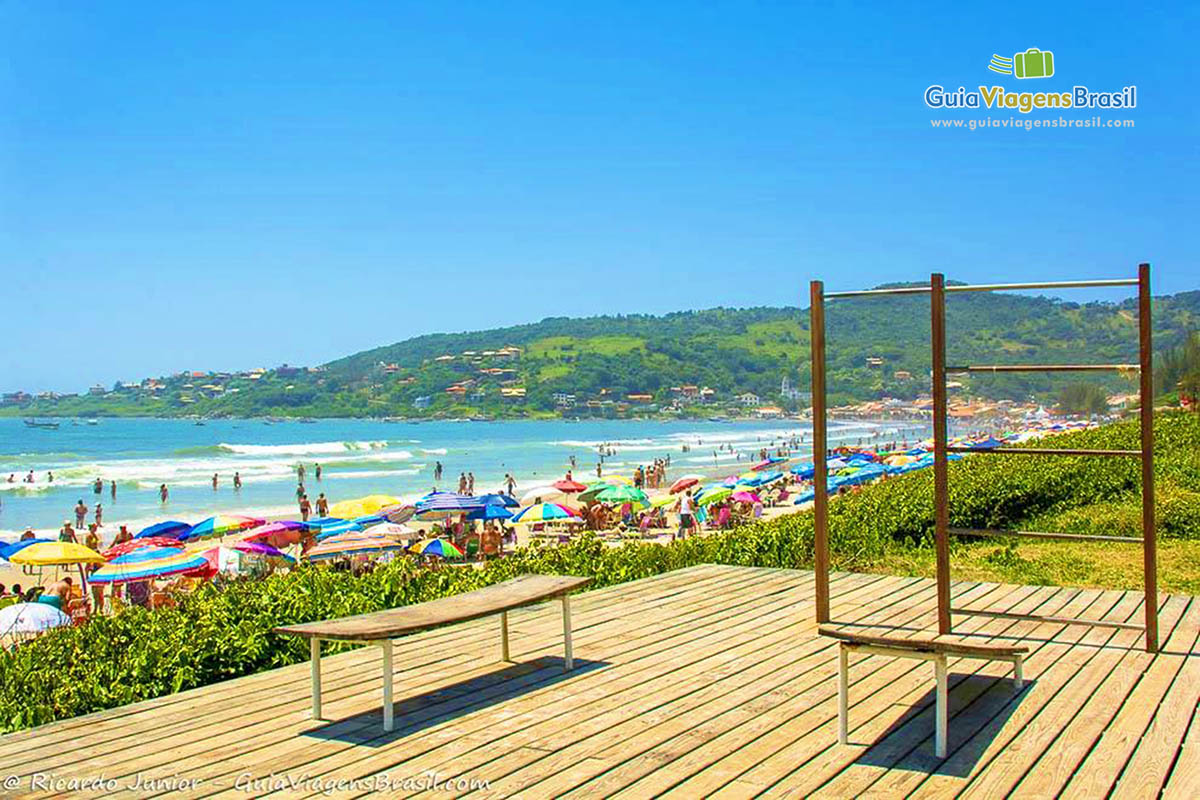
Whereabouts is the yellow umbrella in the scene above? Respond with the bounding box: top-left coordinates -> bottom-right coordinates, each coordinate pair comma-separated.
601,475 -> 633,486
650,493 -> 680,508
328,494 -> 402,519
8,542 -> 105,566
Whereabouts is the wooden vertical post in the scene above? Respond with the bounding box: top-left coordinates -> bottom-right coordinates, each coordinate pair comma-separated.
310,638 -> 322,720
500,610 -> 510,661
931,273 -> 952,635
1139,262 -> 1158,653
810,280 -> 830,624
562,595 -> 574,670
381,641 -> 394,732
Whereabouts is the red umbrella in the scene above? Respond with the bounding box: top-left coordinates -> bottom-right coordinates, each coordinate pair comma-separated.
553,479 -> 588,493
670,477 -> 700,494
102,537 -> 184,560
235,521 -> 309,548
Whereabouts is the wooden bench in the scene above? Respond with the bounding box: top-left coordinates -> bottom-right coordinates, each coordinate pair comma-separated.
275,574 -> 591,731
819,626 -> 1029,758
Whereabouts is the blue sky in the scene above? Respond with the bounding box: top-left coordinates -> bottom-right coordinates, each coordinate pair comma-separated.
2,1 -> 1196,392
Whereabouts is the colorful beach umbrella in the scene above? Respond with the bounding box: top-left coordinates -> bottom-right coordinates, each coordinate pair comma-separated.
521,485 -> 565,504
135,520 -> 192,540
103,536 -> 183,560
236,520 -> 310,548
553,479 -> 588,493
408,538 -> 464,559
229,541 -> 295,563
8,542 -> 105,566
328,494 -> 402,519
0,603 -> 71,635
731,491 -> 761,503
313,520 -> 365,541
414,492 -> 486,520
307,531 -> 406,561
594,485 -> 649,506
468,504 -> 514,521
88,546 -> 208,584
183,515 -> 264,541
361,522 -> 417,538
509,503 -> 580,524
475,493 -> 520,508
650,493 -> 681,508
696,487 -> 733,506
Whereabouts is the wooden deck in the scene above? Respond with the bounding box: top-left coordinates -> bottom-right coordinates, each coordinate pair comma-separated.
1,564 -> 1198,798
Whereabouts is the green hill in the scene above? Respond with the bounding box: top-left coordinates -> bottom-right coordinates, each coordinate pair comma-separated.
7,286 -> 1200,418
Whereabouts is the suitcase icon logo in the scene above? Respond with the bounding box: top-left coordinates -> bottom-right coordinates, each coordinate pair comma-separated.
988,48 -> 1055,79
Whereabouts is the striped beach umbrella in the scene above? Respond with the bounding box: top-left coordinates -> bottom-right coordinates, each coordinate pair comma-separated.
509,503 -> 580,524
307,532 -> 406,561
408,538 -> 464,559
88,546 -> 208,584
313,520 -> 365,541
183,515 -> 265,541
135,520 -> 193,540
235,520 -> 310,548
414,492 -> 486,520
669,477 -> 700,494
360,522 -> 417,538
103,537 -> 183,560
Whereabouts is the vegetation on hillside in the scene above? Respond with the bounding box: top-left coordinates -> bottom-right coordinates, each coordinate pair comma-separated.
4,288 -> 1199,419
0,413 -> 1196,731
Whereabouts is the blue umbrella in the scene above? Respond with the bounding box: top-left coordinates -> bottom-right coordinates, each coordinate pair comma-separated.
791,463 -> 816,479
0,538 -> 54,561
136,520 -> 192,540
313,520 -> 365,541
475,493 -> 520,508
415,492 -> 487,519
469,504 -> 514,521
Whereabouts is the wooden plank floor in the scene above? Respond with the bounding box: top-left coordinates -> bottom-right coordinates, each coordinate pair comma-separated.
0,564 -> 1197,799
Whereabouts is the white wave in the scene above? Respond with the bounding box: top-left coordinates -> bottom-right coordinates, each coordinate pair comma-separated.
420,448 -> 448,455
217,440 -> 391,456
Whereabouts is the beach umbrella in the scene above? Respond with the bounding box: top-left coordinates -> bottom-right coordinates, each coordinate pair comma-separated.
509,503 -> 580,524
414,492 -> 485,520
791,463 -> 816,479
553,479 -> 588,493
313,520 -> 365,542
236,520 -> 310,548
328,494 -> 402,519
793,488 -> 816,504
826,458 -> 848,470
475,493 -> 520,508
361,522 -> 417,538
468,504 -> 514,521
307,532 -> 406,561
751,457 -> 785,471
650,493 -> 680,508
696,487 -> 733,506
594,485 -> 649,505
379,504 -> 416,524
758,471 -> 784,485
135,520 -> 192,540
0,603 -> 71,635
731,491 -> 761,503
669,477 -> 700,494
103,537 -> 182,560
0,538 -> 54,561
8,542 -> 105,566
408,538 -> 464,559
521,485 -> 565,504
183,515 -> 265,541
88,546 -> 209,584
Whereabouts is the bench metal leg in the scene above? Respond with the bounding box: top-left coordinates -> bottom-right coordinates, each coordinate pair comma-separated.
1013,655 -> 1024,689
934,655 -> 948,758
837,643 -> 849,745
381,641 -> 394,732
500,610 -> 510,661
562,595 -> 574,670
310,638 -> 322,721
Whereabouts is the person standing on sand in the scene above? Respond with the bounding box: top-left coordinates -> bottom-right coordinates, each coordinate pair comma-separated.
160,484 -> 169,503
233,472 -> 242,490
467,472 -> 475,495
676,490 -> 694,542
298,494 -> 311,522
316,493 -> 329,517
74,499 -> 87,528
458,472 -> 467,493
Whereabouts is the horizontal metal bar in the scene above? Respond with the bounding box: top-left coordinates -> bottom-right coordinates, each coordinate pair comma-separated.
945,446 -> 1143,457
945,279 -> 1139,292
950,527 -> 1144,544
824,286 -> 932,298
950,608 -> 1144,631
945,364 -> 1140,373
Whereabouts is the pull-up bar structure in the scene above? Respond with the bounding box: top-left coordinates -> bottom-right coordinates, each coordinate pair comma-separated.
808,264 -> 1158,653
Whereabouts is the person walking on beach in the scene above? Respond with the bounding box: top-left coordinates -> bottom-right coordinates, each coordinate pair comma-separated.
298,493 -> 311,522
315,463 -> 322,481
212,473 -> 219,491
74,499 -> 87,528
233,472 -> 242,490
159,484 -> 169,503
458,472 -> 467,493
676,490 -> 694,542
316,493 -> 329,517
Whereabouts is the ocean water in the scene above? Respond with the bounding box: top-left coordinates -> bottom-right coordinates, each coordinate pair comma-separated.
0,416 -> 930,539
